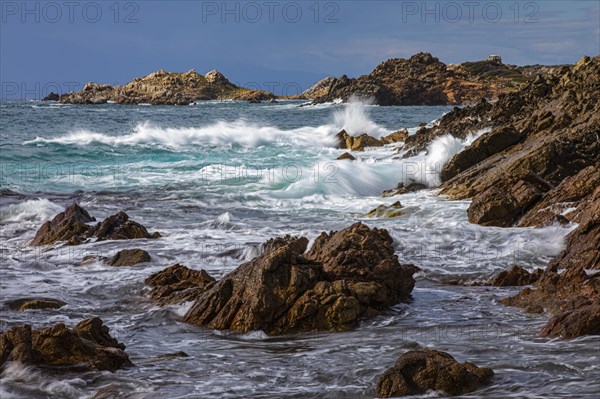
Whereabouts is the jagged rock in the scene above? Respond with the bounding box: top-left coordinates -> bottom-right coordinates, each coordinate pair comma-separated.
336,152 -> 355,161
0,317 -> 132,372
306,222 -> 416,309
260,235 -> 308,255
29,203 -> 95,246
182,223 -> 416,335
6,298 -> 66,312
30,205 -> 160,246
108,249 -> 151,266
145,264 -> 216,305
467,186 -> 519,227
382,182 -> 427,197
487,265 -> 542,286
366,201 -> 404,218
376,349 -> 494,397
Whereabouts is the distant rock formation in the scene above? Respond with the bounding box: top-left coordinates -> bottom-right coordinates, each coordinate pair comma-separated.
58,69 -> 276,105
307,52 -> 563,105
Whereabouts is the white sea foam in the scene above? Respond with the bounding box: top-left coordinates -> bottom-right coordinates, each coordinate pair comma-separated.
0,198 -> 63,223
25,120 -> 341,149
332,96 -> 389,137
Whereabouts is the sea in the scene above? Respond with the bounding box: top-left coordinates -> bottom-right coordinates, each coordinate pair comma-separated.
0,99 -> 598,398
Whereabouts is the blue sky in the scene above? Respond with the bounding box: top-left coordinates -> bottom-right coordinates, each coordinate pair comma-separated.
1,0 -> 599,98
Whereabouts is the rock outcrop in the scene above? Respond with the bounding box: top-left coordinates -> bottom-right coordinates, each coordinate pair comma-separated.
366,201 -> 404,218
29,204 -> 160,246
311,53 -> 533,106
336,129 -> 383,151
0,317 -> 132,372
376,349 -> 494,397
59,69 -> 276,105
181,223 -> 416,335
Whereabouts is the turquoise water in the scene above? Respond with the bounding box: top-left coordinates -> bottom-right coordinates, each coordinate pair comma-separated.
1,100 -> 598,398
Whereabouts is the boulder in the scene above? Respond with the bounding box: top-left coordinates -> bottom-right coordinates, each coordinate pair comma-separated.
0,317 -> 132,372
467,186 -> 519,227
306,222 -> 416,309
540,303 -> 600,338
487,265 -> 542,286
145,264 -> 216,305
108,248 -> 151,266
376,349 -> 494,397
94,211 -> 161,241
182,223 -> 416,335
260,235 -> 308,255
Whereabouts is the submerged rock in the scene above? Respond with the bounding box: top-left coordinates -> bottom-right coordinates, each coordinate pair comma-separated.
182,223 -> 416,335
376,349 -> 494,397
6,298 -> 66,312
382,182 -> 427,197
29,204 -> 160,246
366,201 -> 404,218
0,317 -> 132,372
108,248 -> 152,266
145,264 -> 216,305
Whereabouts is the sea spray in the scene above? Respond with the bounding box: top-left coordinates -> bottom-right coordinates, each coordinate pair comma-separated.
332,96 -> 388,137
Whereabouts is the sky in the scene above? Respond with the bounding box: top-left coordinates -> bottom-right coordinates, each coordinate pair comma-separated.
1,0 -> 599,98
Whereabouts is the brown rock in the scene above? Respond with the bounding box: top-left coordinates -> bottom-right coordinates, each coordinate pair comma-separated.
336,130 -> 383,151
260,235 -> 308,255
381,129 -> 408,144
6,298 -> 66,312
336,152 -> 355,161
183,224 -> 416,335
487,265 -> 542,286
145,264 -> 216,305
29,203 -> 95,246
540,303 -> 600,338
366,201 -> 404,218
0,317 -> 132,372
467,186 -> 519,227
376,349 -> 494,397
94,211 -> 161,241
441,126 -> 523,181
108,248 -> 151,266
306,222 -> 416,309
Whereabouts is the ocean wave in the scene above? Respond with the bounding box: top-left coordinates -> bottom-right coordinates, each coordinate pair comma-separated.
0,198 -> 63,223
24,120 -> 341,149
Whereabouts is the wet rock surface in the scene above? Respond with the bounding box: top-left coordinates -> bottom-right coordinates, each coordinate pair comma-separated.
0,317 -> 132,372
376,349 -> 494,397
108,248 -> 152,266
487,265 -> 542,286
366,201 -> 404,218
30,204 -> 160,246
145,264 -> 216,306
181,223 -> 416,335
5,298 -> 67,312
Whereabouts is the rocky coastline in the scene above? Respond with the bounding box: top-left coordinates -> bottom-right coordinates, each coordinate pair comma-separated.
6,54 -> 598,397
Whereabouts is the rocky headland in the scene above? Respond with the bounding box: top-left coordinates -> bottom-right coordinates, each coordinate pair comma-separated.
305,52 -> 564,105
